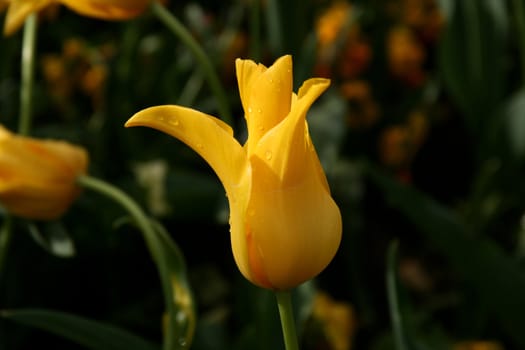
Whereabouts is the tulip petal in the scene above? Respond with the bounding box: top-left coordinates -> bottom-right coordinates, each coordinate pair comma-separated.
236,55 -> 293,153
235,58 -> 266,114
125,105 -> 248,198
251,77 -> 330,189
246,168 -> 342,289
242,77 -> 340,289
0,127 -> 88,219
3,0 -> 52,36
59,0 -> 148,20
125,106 -> 256,285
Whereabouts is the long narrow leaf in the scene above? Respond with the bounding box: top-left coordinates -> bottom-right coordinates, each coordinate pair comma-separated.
151,220 -> 196,348
368,166 -> 525,348
386,240 -> 409,350
1,309 -> 159,350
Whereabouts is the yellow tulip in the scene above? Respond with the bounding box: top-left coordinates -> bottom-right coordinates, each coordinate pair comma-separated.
126,55 -> 342,290
1,0 -> 157,36
0,125 -> 88,220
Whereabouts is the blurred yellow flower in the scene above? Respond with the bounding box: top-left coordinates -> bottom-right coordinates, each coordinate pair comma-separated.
126,55 -> 342,290
386,26 -> 426,86
0,125 -> 88,220
454,340 -> 504,350
310,292 -> 356,350
316,1 -> 351,49
2,0 -> 158,36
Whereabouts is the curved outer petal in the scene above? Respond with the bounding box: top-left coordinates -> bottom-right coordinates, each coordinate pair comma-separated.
3,0 -> 53,36
246,160 -> 342,289
245,77 -> 342,289
125,107 -> 257,281
59,0 -> 150,20
0,126 -> 88,219
236,55 -> 292,154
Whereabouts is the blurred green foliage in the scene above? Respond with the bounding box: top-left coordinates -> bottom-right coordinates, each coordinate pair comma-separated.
1,0 -> 525,349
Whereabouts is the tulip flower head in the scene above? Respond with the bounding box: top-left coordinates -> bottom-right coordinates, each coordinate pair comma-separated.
1,0 -> 157,36
126,55 -> 342,290
0,125 -> 88,220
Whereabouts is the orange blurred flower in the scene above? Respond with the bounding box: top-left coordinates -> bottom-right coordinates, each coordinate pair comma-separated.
398,0 -> 443,43
316,1 -> 351,50
1,0 -> 162,36
379,125 -> 411,168
340,80 -> 379,129
309,292 -> 356,350
315,1 -> 371,80
387,26 -> 426,86
0,125 -> 88,220
378,109 -> 429,180
454,341 -> 504,350
41,38 -> 112,110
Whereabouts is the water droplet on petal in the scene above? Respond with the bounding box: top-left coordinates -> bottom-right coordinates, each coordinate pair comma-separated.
158,116 -> 165,121
265,150 -> 272,160
248,107 -> 253,113
169,119 -> 180,126
196,143 -> 203,149
257,108 -> 262,114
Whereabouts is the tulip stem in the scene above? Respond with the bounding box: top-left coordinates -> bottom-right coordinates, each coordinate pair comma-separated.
0,216 -> 13,278
151,2 -> 233,125
275,290 -> 299,350
76,175 -> 180,350
19,13 -> 38,136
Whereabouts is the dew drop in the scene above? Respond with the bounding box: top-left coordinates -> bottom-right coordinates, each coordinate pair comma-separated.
196,143 -> 203,149
158,116 -> 165,121
178,338 -> 187,347
169,119 -> 180,126
248,107 -> 253,113
258,125 -> 264,132
265,150 -> 272,160
257,108 -> 262,114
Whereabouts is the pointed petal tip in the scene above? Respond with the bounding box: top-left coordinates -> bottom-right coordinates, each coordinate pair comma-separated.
124,106 -> 166,128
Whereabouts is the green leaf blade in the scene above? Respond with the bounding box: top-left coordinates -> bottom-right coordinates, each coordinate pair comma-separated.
2,309 -> 159,350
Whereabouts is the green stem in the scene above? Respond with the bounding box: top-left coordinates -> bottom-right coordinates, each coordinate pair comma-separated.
18,13 -> 38,136
151,2 -> 232,125
76,175 -> 179,350
0,216 -> 13,278
1,14 -> 38,278
513,0 -> 525,86
275,290 -> 299,350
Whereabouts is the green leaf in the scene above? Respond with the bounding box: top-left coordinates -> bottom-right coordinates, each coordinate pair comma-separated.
438,0 -> 508,146
368,166 -> 525,348
150,220 -> 196,349
1,309 -> 159,350
76,175 -> 195,350
386,240 -> 409,350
